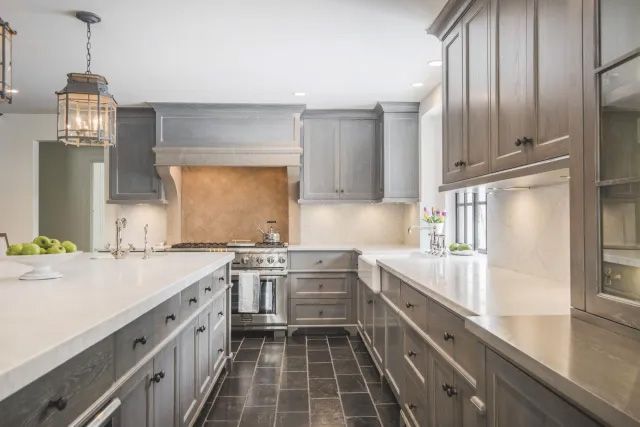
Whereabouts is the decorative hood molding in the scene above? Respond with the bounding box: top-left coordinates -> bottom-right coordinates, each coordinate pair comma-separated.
150,103 -> 305,167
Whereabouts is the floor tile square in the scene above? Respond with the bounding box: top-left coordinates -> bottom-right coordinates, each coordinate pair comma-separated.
328,336 -> 349,347
336,374 -> 367,393
280,371 -> 308,390
307,350 -> 331,363
351,342 -> 368,352
310,398 -> 345,425
376,404 -> 400,427
283,356 -> 307,371
277,389 -> 309,413
361,366 -> 380,383
228,361 -> 256,378
307,340 -> 329,350
235,349 -> 260,362
309,378 -> 339,398
203,421 -> 239,427
330,348 -> 355,360
254,367 -> 281,385
355,352 -> 374,367
219,376 -> 252,396
333,359 -> 360,375
308,362 -> 335,379
241,338 -> 265,349
263,342 -> 285,350
285,346 -> 306,357
239,405 -> 276,426
286,336 -> 307,346
245,384 -> 279,406
368,382 -> 397,405
346,416 -> 382,427
208,396 -> 245,420
275,411 -> 310,427
341,393 -> 376,417
258,350 -> 283,367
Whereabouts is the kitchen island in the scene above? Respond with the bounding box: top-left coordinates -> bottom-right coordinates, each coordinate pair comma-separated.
0,251 -> 234,426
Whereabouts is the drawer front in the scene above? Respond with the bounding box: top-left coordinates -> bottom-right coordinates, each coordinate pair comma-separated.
400,282 -> 428,333
290,298 -> 352,325
290,273 -> 351,298
290,251 -> 355,270
404,365 -> 428,427
115,310 -> 155,377
199,273 -> 215,304
153,294 -> 181,344
0,337 -> 115,427
403,326 -> 427,382
212,325 -> 226,372
180,282 -> 200,319
381,268 -> 401,306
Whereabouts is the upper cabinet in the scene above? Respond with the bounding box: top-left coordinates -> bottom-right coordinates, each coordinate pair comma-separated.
431,0 -> 580,188
109,107 -> 164,203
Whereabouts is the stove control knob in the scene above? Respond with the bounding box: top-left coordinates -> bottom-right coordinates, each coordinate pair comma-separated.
241,256 -> 250,264
267,256 -> 275,264
256,256 -> 264,264
278,256 -> 286,264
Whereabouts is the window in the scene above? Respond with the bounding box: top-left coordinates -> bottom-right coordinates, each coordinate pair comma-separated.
454,191 -> 487,253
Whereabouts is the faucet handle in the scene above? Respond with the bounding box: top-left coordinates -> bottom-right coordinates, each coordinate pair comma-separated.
128,243 -> 135,252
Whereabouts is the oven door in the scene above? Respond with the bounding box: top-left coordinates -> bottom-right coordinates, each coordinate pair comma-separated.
231,273 -> 287,329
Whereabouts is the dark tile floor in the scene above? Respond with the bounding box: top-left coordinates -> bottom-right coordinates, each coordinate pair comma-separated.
195,333 -> 401,427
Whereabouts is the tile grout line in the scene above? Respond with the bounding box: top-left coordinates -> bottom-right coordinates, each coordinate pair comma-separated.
348,335 -> 385,425
272,339 -> 286,427
328,336 -> 349,426
236,337 -> 265,427
306,336 -> 312,427
204,336 -> 244,427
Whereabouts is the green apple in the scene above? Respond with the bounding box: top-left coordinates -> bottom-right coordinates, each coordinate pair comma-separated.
39,247 -> 47,255
50,239 -> 61,247
33,236 -> 52,249
449,243 -> 459,252
46,245 -> 66,254
21,243 -> 41,256
459,243 -> 472,251
6,243 -> 23,256
61,240 -> 77,253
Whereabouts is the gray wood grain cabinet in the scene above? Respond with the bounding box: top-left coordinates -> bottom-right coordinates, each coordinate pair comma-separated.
178,318 -> 198,427
109,107 -> 164,203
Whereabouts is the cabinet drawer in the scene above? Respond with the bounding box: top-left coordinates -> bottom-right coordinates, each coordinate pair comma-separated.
400,282 -> 428,333
290,298 -> 352,325
199,273 -> 215,304
403,365 -> 428,427
290,273 -> 351,298
403,326 -> 427,383
381,268 -> 401,306
115,310 -> 155,377
429,299 -> 482,380
153,294 -> 181,344
0,337 -> 115,427
212,325 -> 226,372
290,251 -> 355,270
180,282 -> 200,319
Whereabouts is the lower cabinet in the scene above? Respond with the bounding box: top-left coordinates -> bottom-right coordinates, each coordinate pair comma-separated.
153,342 -> 179,427
178,319 -> 198,427
372,294 -> 385,366
357,279 -> 365,330
196,307 -> 213,397
385,304 -> 404,400
363,286 -> 374,346
119,360 -> 154,427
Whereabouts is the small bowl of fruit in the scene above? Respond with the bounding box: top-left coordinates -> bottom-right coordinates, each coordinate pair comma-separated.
4,236 -> 80,280
448,243 -> 474,256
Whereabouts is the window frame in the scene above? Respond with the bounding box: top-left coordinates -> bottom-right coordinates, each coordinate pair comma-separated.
454,192 -> 487,254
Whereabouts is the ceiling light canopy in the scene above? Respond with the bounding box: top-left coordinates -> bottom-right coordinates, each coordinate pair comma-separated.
0,17 -> 16,104
427,60 -> 443,67
56,11 -> 117,147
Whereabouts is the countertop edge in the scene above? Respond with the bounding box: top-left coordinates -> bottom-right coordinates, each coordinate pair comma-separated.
0,253 -> 234,402
465,317 -> 639,427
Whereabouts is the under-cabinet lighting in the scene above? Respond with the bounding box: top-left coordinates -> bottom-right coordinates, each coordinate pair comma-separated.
293,92 -> 306,97
411,82 -> 424,88
428,60 -> 443,67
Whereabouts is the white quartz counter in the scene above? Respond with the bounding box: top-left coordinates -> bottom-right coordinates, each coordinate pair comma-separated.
377,254 -> 569,317
288,244 -> 419,255
0,252 -> 234,402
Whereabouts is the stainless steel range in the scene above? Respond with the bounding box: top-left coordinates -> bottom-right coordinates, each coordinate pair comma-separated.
169,241 -> 288,331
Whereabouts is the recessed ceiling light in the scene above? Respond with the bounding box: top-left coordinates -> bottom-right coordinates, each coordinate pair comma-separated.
428,60 -> 443,67
293,92 -> 306,97
411,82 -> 424,88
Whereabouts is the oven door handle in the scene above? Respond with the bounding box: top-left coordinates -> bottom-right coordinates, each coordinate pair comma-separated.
86,398 -> 121,427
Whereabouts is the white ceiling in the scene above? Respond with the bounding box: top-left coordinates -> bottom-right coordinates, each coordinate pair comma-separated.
1,0 -> 445,113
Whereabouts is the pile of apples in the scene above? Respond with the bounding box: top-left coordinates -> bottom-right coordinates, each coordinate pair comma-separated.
6,236 -> 78,256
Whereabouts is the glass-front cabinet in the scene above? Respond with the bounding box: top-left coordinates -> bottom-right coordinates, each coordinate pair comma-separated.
587,0 -> 640,329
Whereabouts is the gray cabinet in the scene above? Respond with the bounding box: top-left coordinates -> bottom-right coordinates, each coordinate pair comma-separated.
196,308 -> 213,397
375,103 -> 420,201
372,294 -> 385,366
109,107 -> 164,203
153,342 -> 179,427
443,23 -> 466,184
302,113 -> 379,201
486,349 -> 598,427
385,305 -> 404,400
357,279 -> 365,330
178,319 -> 198,427
363,286 -> 374,346
119,360 -> 154,427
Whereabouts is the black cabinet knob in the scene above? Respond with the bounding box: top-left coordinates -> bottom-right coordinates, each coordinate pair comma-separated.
454,160 -> 466,167
442,383 -> 457,397
165,313 -> 176,323
189,297 -> 198,305
407,350 -> 417,357
405,302 -> 414,309
409,403 -> 417,411
218,348 -> 224,353
48,397 -> 67,411
367,300 -> 373,305
218,311 -> 224,317
443,332 -> 455,341
133,336 -> 147,348
319,283 -> 324,288
219,277 -> 225,282
197,325 -> 207,333
151,370 -> 165,383
522,136 -> 533,145
318,310 -> 324,316
204,286 -> 212,293
515,138 -> 523,146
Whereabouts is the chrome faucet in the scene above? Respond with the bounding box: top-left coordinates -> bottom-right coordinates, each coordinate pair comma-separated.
107,217 -> 132,259
407,224 -> 447,257
142,224 -> 152,260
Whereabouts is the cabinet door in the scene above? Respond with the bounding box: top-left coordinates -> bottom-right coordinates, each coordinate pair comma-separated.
443,24 -> 466,183
339,119 -> 377,200
527,0 -> 574,162
303,118 -> 340,200
178,319 -> 198,427
197,308 -> 213,397
119,360 -> 154,427
109,108 -> 162,202
490,0 -> 529,171
372,295 -> 385,366
363,287 -> 374,346
454,371 -> 485,427
153,342 -> 178,427
430,351 -> 455,427
383,113 -> 419,199
462,0 -> 491,179
357,280 -> 365,330
385,305 -> 404,399
486,350 -> 599,427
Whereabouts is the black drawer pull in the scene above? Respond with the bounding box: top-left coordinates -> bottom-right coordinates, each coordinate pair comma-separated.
218,311 -> 224,317
405,302 -> 414,309
151,371 -> 165,383
315,259 -> 323,264
318,310 -> 324,316
367,300 -> 373,305
189,297 -> 198,305
442,383 -> 457,397
515,138 -> 523,146
409,403 -> 417,411
197,325 -> 207,333
218,348 -> 224,353
133,336 -> 147,348
219,276 -> 225,282
48,397 -> 67,411
407,350 -> 417,357
165,313 -> 176,323
443,332 -> 455,341
204,286 -> 212,292
319,283 -> 324,288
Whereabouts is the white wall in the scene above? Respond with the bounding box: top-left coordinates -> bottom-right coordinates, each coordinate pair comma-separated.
104,204 -> 168,249
0,114 -> 56,243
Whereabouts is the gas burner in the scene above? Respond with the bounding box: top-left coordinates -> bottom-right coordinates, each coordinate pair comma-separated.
255,242 -> 287,248
171,242 -> 227,249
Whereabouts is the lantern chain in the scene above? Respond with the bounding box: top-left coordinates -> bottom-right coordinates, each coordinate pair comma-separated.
85,22 -> 92,74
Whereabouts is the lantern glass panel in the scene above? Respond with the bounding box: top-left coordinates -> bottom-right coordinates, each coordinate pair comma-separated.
57,91 -> 116,146
1,23 -> 14,99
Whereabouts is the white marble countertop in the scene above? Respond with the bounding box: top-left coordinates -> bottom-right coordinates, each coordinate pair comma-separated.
0,252 -> 234,402
377,254 -> 569,317
288,244 -> 419,255
603,249 -> 640,268
466,315 -> 640,427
